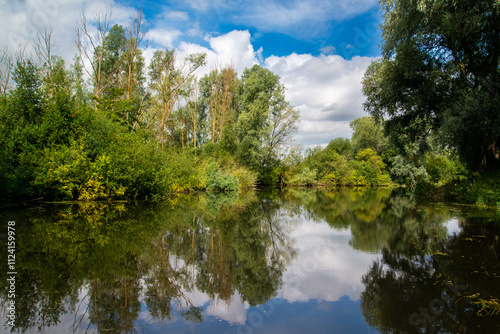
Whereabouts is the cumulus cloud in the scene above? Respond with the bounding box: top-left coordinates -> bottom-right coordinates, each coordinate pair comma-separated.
265,53 -> 377,147
147,28 -> 182,48
179,30 -> 259,77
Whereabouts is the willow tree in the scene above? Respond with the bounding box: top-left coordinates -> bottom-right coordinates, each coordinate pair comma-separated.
362,0 -> 500,171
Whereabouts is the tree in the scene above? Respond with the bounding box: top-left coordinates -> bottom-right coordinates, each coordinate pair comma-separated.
0,47 -> 13,96
76,7 -> 112,103
148,49 -> 206,148
350,116 -> 387,154
236,65 -> 299,172
362,0 -> 500,171
123,10 -> 149,100
99,24 -> 127,98
325,137 -> 352,156
199,65 -> 239,147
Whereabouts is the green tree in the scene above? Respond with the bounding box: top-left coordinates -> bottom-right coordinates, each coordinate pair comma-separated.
148,49 -> 206,148
362,0 -> 500,171
236,65 -> 299,178
199,66 -> 239,148
350,116 -> 387,154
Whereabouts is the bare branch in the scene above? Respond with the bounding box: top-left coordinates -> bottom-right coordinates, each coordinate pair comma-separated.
75,6 -> 112,101
34,27 -> 56,96
0,47 -> 13,96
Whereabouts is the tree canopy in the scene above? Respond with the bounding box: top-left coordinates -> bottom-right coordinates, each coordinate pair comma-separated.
362,0 -> 500,171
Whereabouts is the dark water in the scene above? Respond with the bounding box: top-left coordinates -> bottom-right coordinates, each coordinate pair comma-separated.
0,188 -> 499,333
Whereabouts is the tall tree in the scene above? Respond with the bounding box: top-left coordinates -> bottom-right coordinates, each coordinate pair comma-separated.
236,65 -> 299,171
99,24 -> 127,98
148,49 -> 206,148
0,47 -> 13,96
34,27 -> 57,98
123,10 -> 149,100
199,65 -> 239,148
76,7 -> 112,103
362,0 -> 500,171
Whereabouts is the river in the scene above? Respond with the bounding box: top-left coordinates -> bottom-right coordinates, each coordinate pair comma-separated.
1,188 -> 499,333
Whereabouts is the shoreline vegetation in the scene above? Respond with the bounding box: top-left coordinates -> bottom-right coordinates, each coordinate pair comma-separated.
1,3 -> 499,208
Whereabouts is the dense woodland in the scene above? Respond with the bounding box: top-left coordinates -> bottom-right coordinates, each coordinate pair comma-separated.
1,1 -> 499,206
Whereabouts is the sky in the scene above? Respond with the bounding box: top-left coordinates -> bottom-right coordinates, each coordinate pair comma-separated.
0,0 -> 383,149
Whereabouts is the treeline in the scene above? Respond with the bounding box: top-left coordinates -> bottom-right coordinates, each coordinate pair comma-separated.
0,9 -> 299,202
284,116 -> 467,191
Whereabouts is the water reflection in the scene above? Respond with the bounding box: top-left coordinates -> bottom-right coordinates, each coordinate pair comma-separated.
361,215 -> 500,333
0,188 -> 498,333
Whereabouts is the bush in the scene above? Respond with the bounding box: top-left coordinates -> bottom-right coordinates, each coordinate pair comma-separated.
205,162 -> 239,192
349,148 -> 393,186
287,167 -> 317,186
389,155 -> 428,186
230,167 -> 258,188
460,173 -> 500,207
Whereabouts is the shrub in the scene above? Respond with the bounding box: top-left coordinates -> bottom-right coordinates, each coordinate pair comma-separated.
287,167 -> 317,186
205,162 -> 239,192
230,167 -> 258,188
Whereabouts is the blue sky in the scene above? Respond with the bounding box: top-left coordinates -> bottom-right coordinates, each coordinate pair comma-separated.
136,0 -> 382,59
0,0 -> 383,148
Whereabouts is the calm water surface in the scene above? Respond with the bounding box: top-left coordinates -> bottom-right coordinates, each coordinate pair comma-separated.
0,188 -> 499,333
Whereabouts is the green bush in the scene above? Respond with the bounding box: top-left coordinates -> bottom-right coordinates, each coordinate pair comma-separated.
461,173 -> 500,207
287,167 -> 317,186
349,148 -> 392,186
205,162 -> 239,192
230,167 -> 258,188
389,155 -> 428,186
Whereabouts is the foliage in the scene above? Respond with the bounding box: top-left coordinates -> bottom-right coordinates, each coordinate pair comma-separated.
459,173 -> 500,207
350,116 -> 387,154
236,65 -> 299,178
287,167 -> 317,186
388,155 -> 428,186
205,162 -> 239,192
0,18 -> 298,202
296,142 -> 393,186
362,0 -> 500,171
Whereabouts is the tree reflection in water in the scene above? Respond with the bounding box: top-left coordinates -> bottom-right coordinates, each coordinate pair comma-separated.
1,188 -> 499,333
360,210 -> 500,333
0,190 -> 294,333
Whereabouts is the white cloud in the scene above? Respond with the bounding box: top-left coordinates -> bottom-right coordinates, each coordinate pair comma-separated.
147,28 -> 183,48
162,10 -> 189,21
265,53 -> 377,146
179,30 -> 259,78
208,30 -> 259,71
230,0 -> 378,39
319,45 -> 336,55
